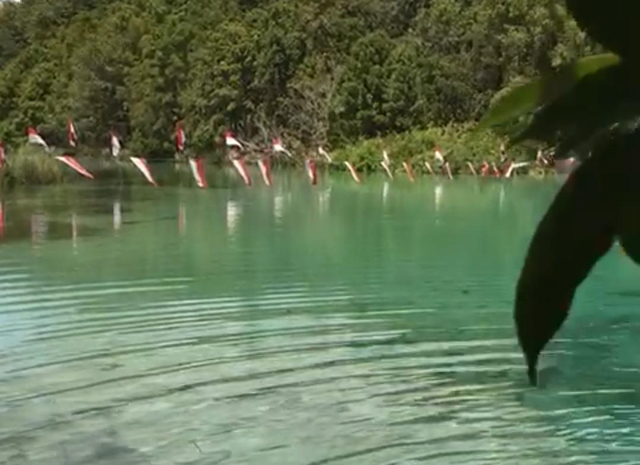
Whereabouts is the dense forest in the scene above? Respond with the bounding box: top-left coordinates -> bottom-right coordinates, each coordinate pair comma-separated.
0,0 -> 595,158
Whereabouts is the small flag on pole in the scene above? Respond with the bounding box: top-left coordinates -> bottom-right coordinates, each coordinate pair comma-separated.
232,158 -> 252,186
318,146 -> 332,163
402,161 -> 415,182
27,127 -> 48,150
67,119 -> 78,147
130,157 -> 158,186
225,131 -> 243,150
111,132 -> 122,158
344,161 -> 361,184
175,123 -> 186,152
258,157 -> 273,187
189,158 -> 207,188
272,138 -> 293,158
55,155 -> 94,179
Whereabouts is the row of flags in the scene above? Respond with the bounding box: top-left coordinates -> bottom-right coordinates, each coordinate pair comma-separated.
221,131 -> 330,187
1,120 -> 534,188
12,123 -> 156,185
26,125 -> 96,179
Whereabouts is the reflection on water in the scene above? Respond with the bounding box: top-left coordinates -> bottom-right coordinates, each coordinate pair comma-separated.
435,183 -> 443,213
30,213 -> 48,245
1,176 -> 640,464
319,187 -> 331,214
274,193 -> 285,223
113,201 -> 122,232
71,213 -> 78,251
226,199 -> 242,236
178,203 -> 186,237
382,181 -> 390,206
0,201 -> 4,240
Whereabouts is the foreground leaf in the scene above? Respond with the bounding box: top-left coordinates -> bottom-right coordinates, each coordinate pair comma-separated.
512,63 -> 640,158
479,54 -> 620,131
516,130 -> 640,385
566,0 -> 640,64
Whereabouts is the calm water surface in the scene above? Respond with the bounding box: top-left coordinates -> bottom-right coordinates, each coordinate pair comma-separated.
1,171 -> 640,464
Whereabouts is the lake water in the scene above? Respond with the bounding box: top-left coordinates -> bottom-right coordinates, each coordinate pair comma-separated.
1,171 -> 640,464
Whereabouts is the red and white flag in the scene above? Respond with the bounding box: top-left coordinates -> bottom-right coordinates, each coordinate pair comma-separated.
381,150 -> 393,179
272,138 -> 293,158
232,158 -> 252,186
189,158 -> 207,188
480,161 -> 490,177
444,162 -> 454,180
383,150 -> 391,166
225,131 -> 243,150
505,162 -> 530,179
258,157 -> 273,187
504,162 -> 515,179
467,162 -> 478,177
55,155 -> 94,180
403,161 -> 415,183
318,146 -> 332,163
0,142 -> 5,168
111,132 -> 122,158
67,119 -> 78,147
491,162 -> 501,178
424,161 -> 435,175
130,157 -> 158,186
381,162 -> 393,179
344,161 -> 361,184
27,127 -> 48,149
536,149 -> 549,166
175,123 -> 186,152
306,159 -> 318,185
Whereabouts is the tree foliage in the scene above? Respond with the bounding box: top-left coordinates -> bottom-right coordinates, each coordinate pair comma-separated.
0,0 -> 594,157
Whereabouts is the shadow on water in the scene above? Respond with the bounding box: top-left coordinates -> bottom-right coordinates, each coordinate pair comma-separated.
0,174 -> 639,464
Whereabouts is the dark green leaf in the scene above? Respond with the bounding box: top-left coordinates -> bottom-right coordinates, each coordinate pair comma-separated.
478,54 -> 620,131
512,63 -> 640,158
566,0 -> 640,63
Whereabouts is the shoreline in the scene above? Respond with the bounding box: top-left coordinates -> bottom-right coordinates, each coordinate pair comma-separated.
0,156 -> 561,191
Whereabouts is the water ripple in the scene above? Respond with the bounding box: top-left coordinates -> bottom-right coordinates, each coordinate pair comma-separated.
0,180 -> 638,464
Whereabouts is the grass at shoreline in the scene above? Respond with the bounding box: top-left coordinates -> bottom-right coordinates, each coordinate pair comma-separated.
332,125 -> 534,174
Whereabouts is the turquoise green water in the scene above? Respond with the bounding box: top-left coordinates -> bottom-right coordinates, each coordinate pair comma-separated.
1,172 -> 640,464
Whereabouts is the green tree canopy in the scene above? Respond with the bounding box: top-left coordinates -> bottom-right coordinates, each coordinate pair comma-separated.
0,0 -> 594,156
